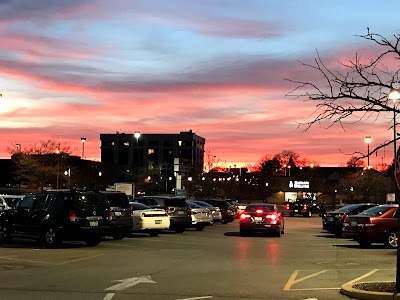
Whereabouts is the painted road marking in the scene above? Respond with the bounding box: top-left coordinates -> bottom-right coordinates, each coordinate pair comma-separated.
176,297 -> 213,300
105,275 -> 156,291
0,253 -> 104,265
284,270 -> 328,290
103,293 -> 115,300
284,268 -> 390,291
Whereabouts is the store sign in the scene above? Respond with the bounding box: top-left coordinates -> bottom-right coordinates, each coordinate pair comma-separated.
289,180 -> 310,189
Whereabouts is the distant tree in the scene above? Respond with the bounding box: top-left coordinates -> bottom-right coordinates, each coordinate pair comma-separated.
286,29 -> 400,161
9,140 -> 71,191
346,156 -> 366,168
204,150 -> 221,172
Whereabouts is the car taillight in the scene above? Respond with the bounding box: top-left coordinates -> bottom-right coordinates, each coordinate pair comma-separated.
108,211 -> 113,221
266,214 -> 278,220
166,207 -> 175,213
69,210 -> 77,222
131,211 -> 134,217
341,213 -> 347,220
286,204 -> 290,210
303,204 -> 308,209
187,208 -> 192,215
240,213 -> 251,219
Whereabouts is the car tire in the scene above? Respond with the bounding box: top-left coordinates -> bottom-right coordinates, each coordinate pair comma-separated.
112,230 -> 125,240
221,220 -> 228,224
385,231 -> 398,249
281,226 -> 285,235
85,234 -> 101,247
289,212 -> 294,217
174,227 -> 185,233
304,211 -> 312,218
357,239 -> 372,248
195,225 -> 204,231
0,224 -> 12,242
275,229 -> 281,237
42,225 -> 60,248
147,230 -> 160,237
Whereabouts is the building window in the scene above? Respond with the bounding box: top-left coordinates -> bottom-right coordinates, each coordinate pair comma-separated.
148,149 -> 155,155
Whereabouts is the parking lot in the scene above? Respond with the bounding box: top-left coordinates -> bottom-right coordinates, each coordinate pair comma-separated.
0,215 -> 396,300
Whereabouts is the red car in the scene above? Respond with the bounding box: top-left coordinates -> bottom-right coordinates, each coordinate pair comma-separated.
342,204 -> 398,248
239,203 -> 284,237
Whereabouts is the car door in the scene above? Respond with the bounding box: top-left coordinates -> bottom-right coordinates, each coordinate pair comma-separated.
13,195 -> 35,233
29,194 -> 52,236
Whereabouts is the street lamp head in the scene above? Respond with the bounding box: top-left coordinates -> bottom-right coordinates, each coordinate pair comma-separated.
134,131 -> 141,139
81,137 -> 86,143
388,88 -> 400,102
365,136 -> 372,144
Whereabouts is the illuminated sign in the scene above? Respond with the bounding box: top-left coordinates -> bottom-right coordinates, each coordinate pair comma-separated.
289,181 -> 310,189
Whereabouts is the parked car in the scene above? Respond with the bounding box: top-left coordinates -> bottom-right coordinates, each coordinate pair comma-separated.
323,203 -> 378,236
101,191 -> 132,240
129,202 -> 170,236
0,194 -> 25,211
134,196 -> 191,233
202,199 -> 237,224
239,203 -> 284,237
286,198 -> 318,217
186,201 -> 213,231
230,200 -> 247,218
342,204 -> 399,248
0,190 -> 111,247
187,200 -> 222,222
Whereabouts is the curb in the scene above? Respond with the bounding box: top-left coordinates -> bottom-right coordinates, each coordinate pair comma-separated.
341,282 -> 400,300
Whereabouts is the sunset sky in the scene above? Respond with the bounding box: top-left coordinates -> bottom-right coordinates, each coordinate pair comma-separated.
0,0 -> 399,168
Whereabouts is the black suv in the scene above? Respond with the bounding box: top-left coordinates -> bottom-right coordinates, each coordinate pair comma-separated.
202,199 -> 236,224
286,198 -> 318,217
101,192 -> 132,240
0,190 -> 111,247
135,196 -> 191,233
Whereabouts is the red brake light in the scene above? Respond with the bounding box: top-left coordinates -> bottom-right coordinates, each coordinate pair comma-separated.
166,207 -> 175,213
108,211 -> 113,221
240,213 -> 251,219
303,204 -> 307,209
341,213 -> 347,220
266,214 -> 278,220
286,204 -> 289,209
69,210 -> 77,222
256,209 -> 263,214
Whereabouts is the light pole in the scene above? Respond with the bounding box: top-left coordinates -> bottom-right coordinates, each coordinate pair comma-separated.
55,149 -> 60,189
365,136 -> 372,168
134,131 -> 141,168
81,137 -> 86,159
64,168 -> 71,188
388,88 -> 400,293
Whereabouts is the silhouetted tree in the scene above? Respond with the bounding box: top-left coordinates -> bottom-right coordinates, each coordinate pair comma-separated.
287,29 -> 400,160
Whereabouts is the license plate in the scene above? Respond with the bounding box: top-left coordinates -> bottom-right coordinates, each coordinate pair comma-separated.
114,212 -> 121,216
178,211 -> 184,215
351,221 -> 357,226
294,210 -> 298,212
89,221 -> 98,227
155,220 -> 162,224
328,217 -> 334,221
254,217 -> 262,222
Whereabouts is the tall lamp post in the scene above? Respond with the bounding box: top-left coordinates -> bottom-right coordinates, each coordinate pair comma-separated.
80,138 -> 86,159
365,136 -> 372,168
134,131 -> 141,168
388,88 -> 400,293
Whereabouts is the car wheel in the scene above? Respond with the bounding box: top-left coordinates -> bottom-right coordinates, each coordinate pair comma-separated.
385,231 -> 398,249
357,239 -> 372,248
195,225 -> 204,231
43,225 -> 60,247
0,224 -> 11,242
147,230 -> 160,237
174,227 -> 185,233
275,229 -> 281,237
289,212 -> 294,217
85,234 -> 101,247
112,230 -> 125,240
281,225 -> 285,235
221,220 -> 228,224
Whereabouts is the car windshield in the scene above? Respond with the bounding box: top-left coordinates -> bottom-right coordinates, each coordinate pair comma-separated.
4,196 -> 23,208
358,206 -> 394,216
103,193 -> 130,208
165,198 -> 188,207
333,204 -> 365,213
245,205 -> 275,213
130,202 -> 151,210
187,201 -> 201,208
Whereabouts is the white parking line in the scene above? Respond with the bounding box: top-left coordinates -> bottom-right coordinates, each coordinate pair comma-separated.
176,297 -> 213,300
344,269 -> 379,285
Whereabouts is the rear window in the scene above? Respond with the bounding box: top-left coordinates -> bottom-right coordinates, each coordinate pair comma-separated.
4,196 -> 23,208
334,204 -> 364,213
245,205 -> 275,213
359,206 -> 394,217
103,193 -> 130,208
165,198 -> 188,207
131,203 -> 151,210
187,201 -> 201,208
74,193 -> 110,210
